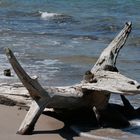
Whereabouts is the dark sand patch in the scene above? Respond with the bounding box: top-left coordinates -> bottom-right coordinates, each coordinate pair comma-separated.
0,95 -> 16,106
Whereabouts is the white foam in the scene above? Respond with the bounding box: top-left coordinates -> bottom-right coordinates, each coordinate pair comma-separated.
123,119 -> 140,132
130,119 -> 140,126
35,59 -> 61,66
39,11 -> 58,20
70,125 -> 116,140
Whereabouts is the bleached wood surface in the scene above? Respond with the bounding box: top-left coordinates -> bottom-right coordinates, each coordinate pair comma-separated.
1,22 -> 140,135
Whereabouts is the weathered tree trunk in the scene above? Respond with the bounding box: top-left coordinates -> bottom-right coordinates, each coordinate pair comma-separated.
3,22 -> 140,134
17,99 -> 49,134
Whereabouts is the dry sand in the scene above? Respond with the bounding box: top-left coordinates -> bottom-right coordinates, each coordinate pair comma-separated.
1,104 -> 140,140
0,105 -> 91,140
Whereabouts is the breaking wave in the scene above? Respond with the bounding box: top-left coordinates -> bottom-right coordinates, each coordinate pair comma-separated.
1,9 -> 76,24
38,11 -> 75,23
39,11 -> 59,19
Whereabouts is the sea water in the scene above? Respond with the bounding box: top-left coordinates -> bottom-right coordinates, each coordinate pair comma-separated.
0,0 -> 140,138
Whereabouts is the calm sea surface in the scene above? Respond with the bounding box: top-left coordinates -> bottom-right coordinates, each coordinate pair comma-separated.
0,0 -> 140,138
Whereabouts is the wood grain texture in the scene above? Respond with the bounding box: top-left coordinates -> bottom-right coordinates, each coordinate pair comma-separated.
2,22 -> 140,134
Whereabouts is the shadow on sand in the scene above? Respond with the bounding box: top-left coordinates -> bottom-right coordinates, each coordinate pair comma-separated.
32,102 -> 140,140
33,107 -> 98,140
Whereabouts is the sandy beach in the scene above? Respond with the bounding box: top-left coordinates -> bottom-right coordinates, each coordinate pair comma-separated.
0,105 -> 92,140
1,104 -> 140,140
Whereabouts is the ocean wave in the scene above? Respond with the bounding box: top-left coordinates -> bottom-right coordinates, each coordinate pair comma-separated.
2,10 -> 73,22
35,59 -> 61,66
0,54 -> 11,69
39,11 -> 58,19
39,11 -> 75,23
72,35 -> 98,41
124,119 -> 140,135
4,10 -> 39,18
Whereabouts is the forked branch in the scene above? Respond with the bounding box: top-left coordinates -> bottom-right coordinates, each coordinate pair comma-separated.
4,22 -> 140,135
91,22 -> 132,73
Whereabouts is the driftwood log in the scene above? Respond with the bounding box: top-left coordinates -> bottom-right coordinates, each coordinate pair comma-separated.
3,21 -> 140,135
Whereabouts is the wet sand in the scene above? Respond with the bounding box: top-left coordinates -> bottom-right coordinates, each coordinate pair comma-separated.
0,105 -> 91,140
